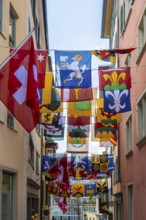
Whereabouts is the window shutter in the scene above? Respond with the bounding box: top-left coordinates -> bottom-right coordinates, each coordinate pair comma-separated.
131,0 -> 135,5
120,3 -> 125,34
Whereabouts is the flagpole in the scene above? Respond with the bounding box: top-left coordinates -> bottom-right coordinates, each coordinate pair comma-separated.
0,28 -> 34,70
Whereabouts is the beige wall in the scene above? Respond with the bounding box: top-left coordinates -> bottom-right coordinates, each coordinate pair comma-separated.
0,0 -> 47,219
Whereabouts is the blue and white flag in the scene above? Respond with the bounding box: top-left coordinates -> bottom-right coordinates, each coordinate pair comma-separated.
55,51 -> 92,88
103,89 -> 131,113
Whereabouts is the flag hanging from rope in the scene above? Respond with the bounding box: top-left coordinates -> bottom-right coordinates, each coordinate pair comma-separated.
55,51 -> 92,88
61,87 -> 93,102
34,49 -> 47,88
103,89 -> 131,113
98,67 -> 131,91
91,48 -> 136,63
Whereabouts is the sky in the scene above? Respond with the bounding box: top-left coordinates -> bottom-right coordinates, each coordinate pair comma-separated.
46,0 -> 109,153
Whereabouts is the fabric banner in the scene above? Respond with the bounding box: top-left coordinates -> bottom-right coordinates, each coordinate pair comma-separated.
91,154 -> 109,173
67,116 -> 91,125
46,181 -> 59,195
103,89 -> 131,113
67,137 -> 87,144
55,51 -> 91,88
94,126 -> 117,139
48,154 -> 69,184
61,87 -> 93,102
57,182 -> 71,198
84,184 -> 96,197
96,181 -> 108,194
68,100 -> 96,116
72,183 -> 85,197
42,155 -> 62,175
68,124 -> 90,138
40,80 -> 63,113
40,112 -> 64,125
91,154 -> 114,174
34,50 -> 48,88
100,138 -> 117,148
67,143 -> 88,153
92,48 -> 136,63
54,197 -> 67,214
0,35 -> 40,132
96,98 -> 122,123
44,126 -> 64,138
39,72 -> 53,106
99,67 -> 131,91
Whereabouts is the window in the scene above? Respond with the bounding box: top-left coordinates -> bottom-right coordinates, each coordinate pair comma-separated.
0,0 -> 3,32
36,152 -> 39,174
114,156 -> 120,182
8,5 -> 18,128
27,196 -> 38,220
137,6 -> 146,63
30,0 -> 36,18
29,135 -> 34,168
127,184 -> 133,220
28,17 -> 31,33
7,111 -> 14,129
125,0 -> 132,24
2,172 -> 17,220
120,0 -> 134,35
120,2 -> 125,34
9,4 -> 18,47
137,91 -> 146,147
115,194 -> 122,220
35,18 -> 40,48
0,101 -> 4,123
125,52 -> 131,67
126,114 -> 132,156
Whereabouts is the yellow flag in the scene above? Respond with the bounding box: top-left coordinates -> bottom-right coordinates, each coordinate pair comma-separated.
39,72 -> 63,113
68,100 -> 96,116
72,183 -> 84,197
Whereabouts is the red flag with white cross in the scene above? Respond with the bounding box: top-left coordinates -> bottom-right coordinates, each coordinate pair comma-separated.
0,34 -> 40,132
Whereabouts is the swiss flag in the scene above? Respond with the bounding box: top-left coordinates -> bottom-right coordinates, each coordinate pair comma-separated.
54,197 -> 67,214
48,154 -> 69,184
0,35 -> 40,132
34,50 -> 47,88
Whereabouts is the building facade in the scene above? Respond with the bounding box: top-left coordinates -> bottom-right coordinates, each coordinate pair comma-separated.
101,0 -> 146,220
0,0 -> 48,219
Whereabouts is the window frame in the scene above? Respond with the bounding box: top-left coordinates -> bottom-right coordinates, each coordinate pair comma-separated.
127,183 -> 133,220
125,113 -> 133,158
136,5 -> 146,64
29,135 -> 35,169
136,89 -> 146,147
7,111 -> 14,129
0,167 -> 18,220
36,152 -> 39,175
120,2 -> 125,35
9,4 -> 18,47
30,0 -> 36,18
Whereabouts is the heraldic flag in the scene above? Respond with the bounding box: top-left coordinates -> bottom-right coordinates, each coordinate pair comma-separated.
55,51 -> 91,88
0,34 -> 40,132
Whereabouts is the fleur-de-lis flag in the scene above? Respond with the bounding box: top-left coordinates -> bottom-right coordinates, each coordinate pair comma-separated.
98,67 -> 131,91
103,89 -> 131,113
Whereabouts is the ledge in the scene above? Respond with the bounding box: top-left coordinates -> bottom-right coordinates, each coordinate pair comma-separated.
125,150 -> 133,159
27,177 -> 40,189
136,135 -> 146,148
136,41 -> 146,65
